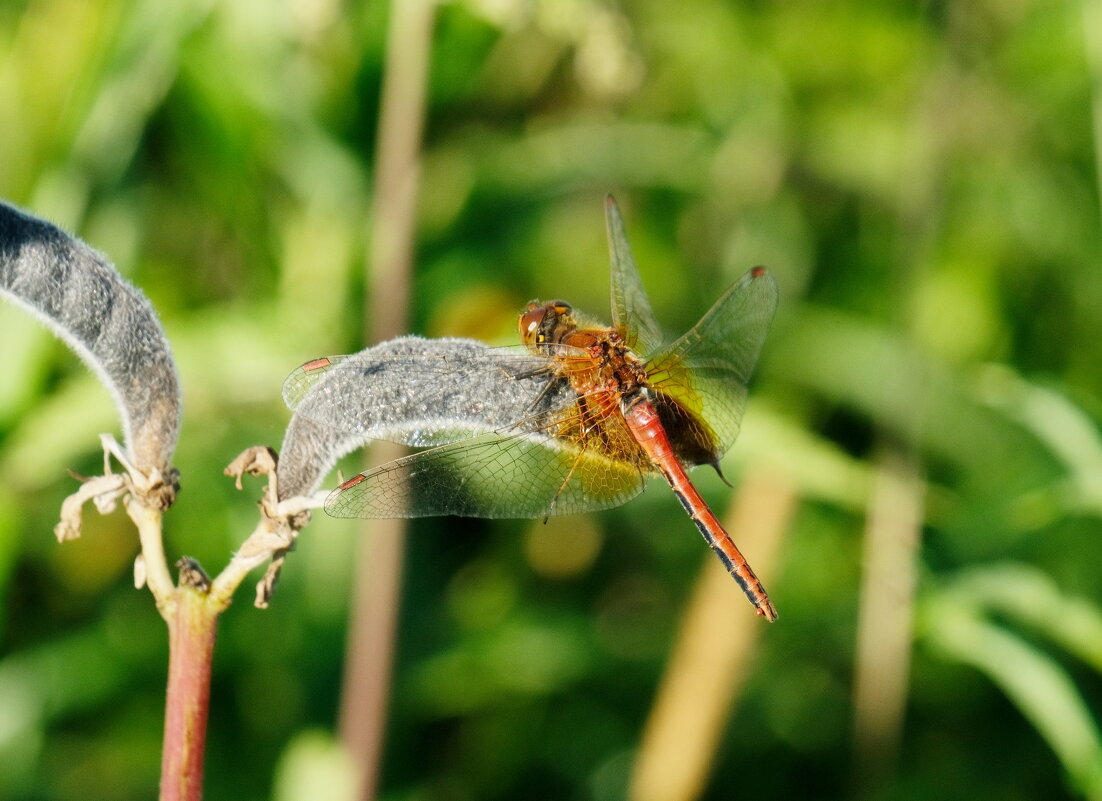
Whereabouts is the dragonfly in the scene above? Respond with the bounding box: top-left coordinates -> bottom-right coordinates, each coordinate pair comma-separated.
282,197 -> 779,620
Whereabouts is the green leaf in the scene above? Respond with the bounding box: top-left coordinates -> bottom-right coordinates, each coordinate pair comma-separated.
926,595 -> 1102,800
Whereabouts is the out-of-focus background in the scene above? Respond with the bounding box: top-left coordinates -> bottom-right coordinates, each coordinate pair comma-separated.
2,1 -> 1102,799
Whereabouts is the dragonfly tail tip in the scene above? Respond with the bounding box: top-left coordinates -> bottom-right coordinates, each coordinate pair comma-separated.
757,601 -> 779,622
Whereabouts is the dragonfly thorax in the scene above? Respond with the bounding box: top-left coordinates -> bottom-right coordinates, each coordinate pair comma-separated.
520,299 -> 651,410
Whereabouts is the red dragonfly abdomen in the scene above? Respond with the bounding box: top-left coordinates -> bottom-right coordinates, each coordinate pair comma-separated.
623,395 -> 778,621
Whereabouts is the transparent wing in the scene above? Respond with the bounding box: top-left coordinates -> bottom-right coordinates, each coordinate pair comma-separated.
283,355 -> 353,410
326,426 -> 646,519
606,195 -> 664,356
644,266 -> 778,457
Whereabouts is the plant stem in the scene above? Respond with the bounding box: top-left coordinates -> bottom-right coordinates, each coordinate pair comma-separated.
128,496 -> 177,616
340,0 -> 435,797
160,572 -> 218,801
339,498 -> 407,800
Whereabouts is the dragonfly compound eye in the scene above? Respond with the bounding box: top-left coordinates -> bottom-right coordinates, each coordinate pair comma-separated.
519,303 -> 549,346
551,301 -> 572,316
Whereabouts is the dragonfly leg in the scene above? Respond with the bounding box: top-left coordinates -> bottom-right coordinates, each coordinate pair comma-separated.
499,362 -> 552,382
526,373 -> 569,416
544,445 -> 588,521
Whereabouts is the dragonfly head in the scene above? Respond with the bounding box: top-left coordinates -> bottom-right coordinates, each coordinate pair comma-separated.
519,300 -> 576,350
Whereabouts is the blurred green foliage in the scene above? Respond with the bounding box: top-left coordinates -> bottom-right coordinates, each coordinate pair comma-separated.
2,0 -> 1102,799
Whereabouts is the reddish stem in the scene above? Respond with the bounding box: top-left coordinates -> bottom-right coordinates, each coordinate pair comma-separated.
160,586 -> 218,801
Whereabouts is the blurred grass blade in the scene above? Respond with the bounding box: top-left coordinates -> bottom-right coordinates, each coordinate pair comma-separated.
629,468 -> 795,801
951,563 -> 1102,674
975,365 -> 1102,518
926,598 -> 1102,800
0,625 -> 135,793
852,447 -> 923,785
1083,0 -> 1102,233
